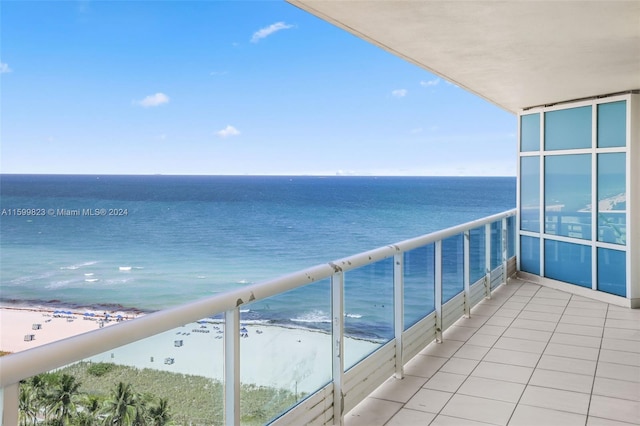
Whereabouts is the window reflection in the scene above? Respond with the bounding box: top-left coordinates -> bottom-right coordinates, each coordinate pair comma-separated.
598,153 -> 626,245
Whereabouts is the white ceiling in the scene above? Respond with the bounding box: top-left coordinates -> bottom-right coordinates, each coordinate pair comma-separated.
287,0 -> 640,113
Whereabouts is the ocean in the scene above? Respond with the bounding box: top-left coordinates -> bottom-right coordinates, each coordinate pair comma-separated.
0,175 -> 515,340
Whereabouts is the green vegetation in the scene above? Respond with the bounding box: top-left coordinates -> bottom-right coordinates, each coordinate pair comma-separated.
18,363 -> 304,425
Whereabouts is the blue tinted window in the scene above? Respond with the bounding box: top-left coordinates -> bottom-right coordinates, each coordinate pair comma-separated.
545,155 -> 591,240
598,153 -> 626,245
490,221 -> 502,270
597,248 -> 626,297
442,234 -> 463,303
507,216 -> 515,258
545,106 -> 592,150
520,236 -> 539,275
521,113 -> 540,151
469,227 -> 486,283
520,156 -> 540,232
598,101 -> 626,148
544,240 -> 591,288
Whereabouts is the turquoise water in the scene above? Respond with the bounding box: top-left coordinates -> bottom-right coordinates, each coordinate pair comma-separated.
0,175 -> 515,338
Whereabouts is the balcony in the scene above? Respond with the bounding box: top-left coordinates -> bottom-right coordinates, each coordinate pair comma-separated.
1,208 -> 638,425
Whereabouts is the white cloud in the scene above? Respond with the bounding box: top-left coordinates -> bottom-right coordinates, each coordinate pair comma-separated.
0,62 -> 12,73
136,93 -> 170,107
420,78 -> 440,87
216,125 -> 240,138
392,89 -> 408,98
251,22 -> 294,43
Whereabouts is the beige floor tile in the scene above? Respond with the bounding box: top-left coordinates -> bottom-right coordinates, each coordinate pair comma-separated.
344,397 -> 402,426
476,324 -> 507,336
599,348 -> 640,367
456,315 -> 491,329
517,310 -> 561,323
483,348 -> 540,368
471,361 -> 533,384
555,323 -> 604,338
457,376 -> 525,403
369,375 -> 427,403
520,385 -> 590,414
537,354 -> 596,376
404,388 -> 453,413
587,416 -> 640,426
528,296 -> 568,307
606,319 -> 640,330
440,394 -> 515,425
549,332 -> 602,348
471,304 -> 501,317
589,395 -> 640,424
561,314 -> 606,327
593,376 -> 640,402
484,316 -> 514,327
563,307 -> 607,318
510,318 -> 557,332
604,328 -> 640,342
443,325 -> 478,342
440,357 -> 480,375
420,340 -> 464,358
509,405 -> 586,426
430,414 -> 495,426
535,288 -> 570,300
602,338 -> 640,354
502,327 -> 552,342
544,342 -> 600,361
386,408 -> 436,426
523,303 -> 566,315
500,302 -> 527,312
529,369 -> 593,393
466,333 -> 500,348
423,371 -> 467,392
493,336 -> 547,354
567,300 -> 608,312
453,344 -> 490,361
403,354 -> 448,379
508,295 -> 533,304
606,309 -> 640,321
596,361 -> 640,382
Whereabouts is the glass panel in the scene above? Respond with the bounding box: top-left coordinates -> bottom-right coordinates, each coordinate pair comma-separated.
520,156 -> 540,232
442,234 -> 464,303
469,226 -> 486,283
544,239 -> 592,288
520,236 -> 540,275
344,259 -> 393,370
507,216 -> 516,258
545,105 -> 592,150
598,248 -> 626,297
598,153 -> 626,245
520,113 -> 540,151
545,154 -> 592,240
598,101 -> 626,148
240,279 -> 331,423
403,245 -> 435,330
490,221 -> 502,270
27,320 -> 226,425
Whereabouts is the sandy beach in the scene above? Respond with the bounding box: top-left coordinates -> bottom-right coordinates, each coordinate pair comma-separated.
1,305 -> 379,393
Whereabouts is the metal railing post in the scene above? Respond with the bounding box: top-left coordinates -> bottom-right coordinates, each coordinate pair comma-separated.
394,253 -> 404,379
1,383 -> 19,426
463,230 -> 471,318
485,223 -> 492,299
331,272 -> 345,425
224,309 -> 240,426
435,240 -> 443,343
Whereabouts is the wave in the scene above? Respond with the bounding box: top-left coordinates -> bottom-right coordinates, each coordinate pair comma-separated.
118,266 -> 132,272
60,261 -> 98,270
290,310 -> 331,324
345,313 -> 362,319
84,273 -> 94,277
84,278 -> 99,283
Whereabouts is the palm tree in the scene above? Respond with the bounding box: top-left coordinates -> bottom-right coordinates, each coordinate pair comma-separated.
147,398 -> 172,426
48,374 -> 81,425
18,384 -> 38,426
101,382 -> 137,426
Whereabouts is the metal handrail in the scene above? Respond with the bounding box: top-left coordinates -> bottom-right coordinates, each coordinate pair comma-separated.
1,208 -> 516,421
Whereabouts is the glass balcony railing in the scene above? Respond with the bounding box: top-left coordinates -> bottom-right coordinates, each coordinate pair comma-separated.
0,208 -> 516,426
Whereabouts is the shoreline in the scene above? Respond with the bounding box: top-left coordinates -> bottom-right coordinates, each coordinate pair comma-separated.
1,304 -> 380,393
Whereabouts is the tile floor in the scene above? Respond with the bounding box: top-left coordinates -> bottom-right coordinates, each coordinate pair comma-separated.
345,278 -> 640,426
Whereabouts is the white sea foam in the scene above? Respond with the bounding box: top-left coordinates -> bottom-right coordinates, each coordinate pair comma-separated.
119,266 -> 132,272
60,261 -> 98,270
239,309 -> 251,313
84,273 -> 94,277
345,313 -> 362,319
84,279 -> 99,283
290,310 -> 331,324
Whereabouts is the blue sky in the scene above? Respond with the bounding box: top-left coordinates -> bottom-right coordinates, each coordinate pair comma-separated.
1,1 -> 516,176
